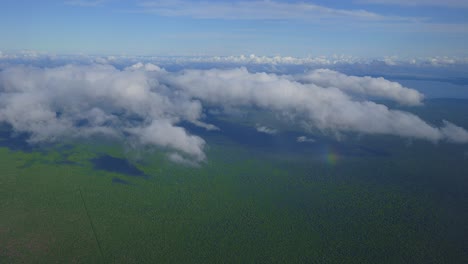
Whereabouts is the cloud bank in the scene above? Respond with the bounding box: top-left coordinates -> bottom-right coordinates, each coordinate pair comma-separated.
2,51 -> 468,69
1,63 -> 467,163
294,69 -> 424,106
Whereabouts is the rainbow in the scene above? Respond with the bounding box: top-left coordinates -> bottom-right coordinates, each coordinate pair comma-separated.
324,146 -> 339,166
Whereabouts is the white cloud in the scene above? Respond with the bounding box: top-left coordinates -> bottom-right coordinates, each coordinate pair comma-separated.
128,120 -> 206,162
2,52 -> 468,68
256,124 -> 277,134
0,64 -> 207,162
168,152 -> 200,166
162,67 -> 468,143
191,120 -> 220,131
297,136 -> 316,143
125,62 -> 163,72
159,54 -> 363,65
174,54 -> 468,66
440,120 -> 468,143
137,54 -> 468,67
294,69 -> 424,106
1,63 -> 467,164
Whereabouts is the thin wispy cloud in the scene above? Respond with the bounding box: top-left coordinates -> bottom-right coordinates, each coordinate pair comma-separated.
134,0 -> 468,35
358,0 -> 468,8
1,1 -> 465,56
297,136 -> 316,143
65,0 -> 108,7
137,0 -> 414,22
256,125 -> 278,135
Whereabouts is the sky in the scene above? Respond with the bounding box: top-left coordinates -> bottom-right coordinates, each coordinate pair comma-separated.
1,0 -> 468,57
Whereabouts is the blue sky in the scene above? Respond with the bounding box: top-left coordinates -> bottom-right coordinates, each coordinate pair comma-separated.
1,0 -> 467,57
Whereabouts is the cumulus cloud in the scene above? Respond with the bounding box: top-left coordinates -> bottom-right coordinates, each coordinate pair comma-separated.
127,120 -> 206,162
162,67 -> 468,143
0,63 -> 467,164
0,64 -> 207,162
294,69 -> 424,105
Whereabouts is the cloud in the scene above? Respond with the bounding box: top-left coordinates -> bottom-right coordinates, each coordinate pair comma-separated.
293,69 -> 424,105
0,64 -> 207,162
138,0 -> 410,22
297,136 -> 316,143
256,124 -> 277,134
165,54 -> 468,66
162,67 -> 468,143
2,52 -> 468,69
440,120 -> 468,143
157,54 -> 363,66
168,153 -> 200,166
1,63 -> 467,164
129,120 -> 206,162
169,54 -> 468,67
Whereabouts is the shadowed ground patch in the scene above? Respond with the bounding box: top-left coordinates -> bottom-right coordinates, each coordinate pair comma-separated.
0,124 -> 33,152
91,155 -> 147,178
